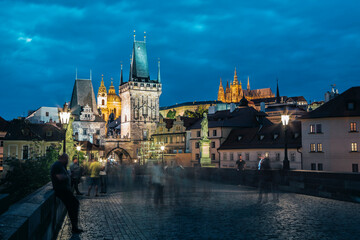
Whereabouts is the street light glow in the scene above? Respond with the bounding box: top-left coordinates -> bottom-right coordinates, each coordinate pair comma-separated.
281,114 -> 290,126
76,146 -> 81,151
160,145 -> 165,151
59,111 -> 71,124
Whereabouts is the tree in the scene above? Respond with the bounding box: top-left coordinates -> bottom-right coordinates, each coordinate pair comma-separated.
59,117 -> 77,160
166,109 -> 176,119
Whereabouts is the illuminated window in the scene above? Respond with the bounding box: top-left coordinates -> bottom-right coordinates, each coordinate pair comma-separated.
310,143 -> 316,152
176,136 -> 180,143
102,99 -> 105,105
310,124 -> 315,133
350,122 -> 357,132
317,143 -> 323,152
351,143 -> 358,152
170,137 -> 173,143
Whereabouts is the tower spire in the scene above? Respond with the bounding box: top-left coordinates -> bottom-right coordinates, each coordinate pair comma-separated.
233,67 -> 238,85
217,78 -> 225,102
247,76 -> 250,91
120,63 -> 123,85
133,30 -> 136,41
144,31 -> 146,43
157,58 -> 161,83
276,78 -> 281,103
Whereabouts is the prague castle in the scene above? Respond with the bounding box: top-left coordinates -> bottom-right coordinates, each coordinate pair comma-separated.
217,68 -> 274,103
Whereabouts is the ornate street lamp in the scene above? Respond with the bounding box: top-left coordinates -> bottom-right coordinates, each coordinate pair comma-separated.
281,114 -> 290,170
160,145 -> 165,166
76,145 -> 81,163
59,103 -> 71,154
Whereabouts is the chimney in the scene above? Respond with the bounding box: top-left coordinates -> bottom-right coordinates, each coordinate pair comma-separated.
260,102 -> 265,112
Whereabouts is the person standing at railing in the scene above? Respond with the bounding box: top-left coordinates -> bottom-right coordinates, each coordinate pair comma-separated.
50,154 -> 84,234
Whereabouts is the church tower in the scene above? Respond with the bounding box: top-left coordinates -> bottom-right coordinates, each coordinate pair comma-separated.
225,80 -> 231,103
120,32 -> 162,140
97,74 -> 107,110
217,78 -> 225,102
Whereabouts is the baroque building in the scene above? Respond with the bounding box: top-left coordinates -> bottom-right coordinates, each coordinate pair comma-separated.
217,68 -> 275,103
97,74 -> 121,123
119,35 -> 162,141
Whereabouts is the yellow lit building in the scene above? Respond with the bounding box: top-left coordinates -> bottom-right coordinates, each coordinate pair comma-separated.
97,74 -> 121,123
217,68 -> 275,103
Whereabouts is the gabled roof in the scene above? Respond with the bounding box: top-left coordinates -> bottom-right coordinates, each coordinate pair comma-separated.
219,121 -> 301,150
160,100 -> 221,111
302,87 -> 360,119
5,119 -> 63,141
70,79 -> 99,116
190,107 -> 272,130
0,116 -> 9,132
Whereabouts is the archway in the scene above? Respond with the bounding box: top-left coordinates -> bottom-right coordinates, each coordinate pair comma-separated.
106,147 -> 133,165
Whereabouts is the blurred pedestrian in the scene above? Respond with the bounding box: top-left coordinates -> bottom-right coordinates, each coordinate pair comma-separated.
100,160 -> 108,194
70,157 -> 83,195
50,154 -> 83,234
87,158 -> 103,197
236,155 -> 246,185
151,161 -> 165,205
257,155 -> 271,203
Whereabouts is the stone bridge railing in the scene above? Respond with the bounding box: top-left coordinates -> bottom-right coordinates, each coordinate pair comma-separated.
0,182 -> 66,240
184,168 -> 360,203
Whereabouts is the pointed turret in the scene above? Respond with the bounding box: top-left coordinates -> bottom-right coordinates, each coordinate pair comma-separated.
247,76 -> 250,91
98,74 -> 107,95
233,67 -> 239,85
109,78 -> 116,94
157,58 -> 161,83
120,64 -> 123,85
276,79 -> 281,103
217,78 -> 225,102
225,80 -> 231,103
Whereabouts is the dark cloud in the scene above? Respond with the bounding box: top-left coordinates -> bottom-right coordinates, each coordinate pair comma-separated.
1,0 -> 360,119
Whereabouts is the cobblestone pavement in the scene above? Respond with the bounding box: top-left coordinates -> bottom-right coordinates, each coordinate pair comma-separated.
57,177 -> 360,240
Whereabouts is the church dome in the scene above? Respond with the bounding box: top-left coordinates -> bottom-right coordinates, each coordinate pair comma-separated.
107,94 -> 121,103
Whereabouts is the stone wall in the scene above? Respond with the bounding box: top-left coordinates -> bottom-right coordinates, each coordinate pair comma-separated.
185,168 -> 360,203
0,183 -> 66,240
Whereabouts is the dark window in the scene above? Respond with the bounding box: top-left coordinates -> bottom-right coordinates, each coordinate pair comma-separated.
316,124 -> 322,133
350,122 -> 357,132
96,139 -> 100,145
83,129 -> 87,135
213,130 -> 217,136
96,129 -> 100,135
46,112 -> 49,117
195,154 -> 200,160
0,141 -> 3,147
102,99 -> 105,105
197,131 -> 200,137
211,142 -> 215,148
46,131 -> 52,137
317,163 -> 323,171
245,153 -> 249,161
23,146 -> 29,160
290,153 -> 295,161
195,142 -> 199,148
211,154 -> 215,160
347,102 -> 355,110
352,164 -> 359,173
276,153 -> 280,161
230,153 -> 234,161
311,163 -> 316,170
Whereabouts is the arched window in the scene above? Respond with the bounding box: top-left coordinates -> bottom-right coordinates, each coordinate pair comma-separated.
102,99 -> 105,105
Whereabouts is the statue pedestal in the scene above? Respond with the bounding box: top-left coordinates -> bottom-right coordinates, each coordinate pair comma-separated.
200,139 -> 215,167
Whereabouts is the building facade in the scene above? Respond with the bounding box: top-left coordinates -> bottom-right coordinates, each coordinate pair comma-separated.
302,87 -> 360,172
26,107 -> 60,123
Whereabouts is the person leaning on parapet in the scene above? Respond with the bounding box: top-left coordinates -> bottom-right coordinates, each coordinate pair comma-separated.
87,158 -> 103,197
50,154 -> 84,234
70,157 -> 83,195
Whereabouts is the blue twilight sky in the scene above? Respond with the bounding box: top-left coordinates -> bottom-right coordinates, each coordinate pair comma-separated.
1,0 -> 360,120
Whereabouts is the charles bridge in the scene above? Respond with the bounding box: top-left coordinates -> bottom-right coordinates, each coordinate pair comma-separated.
1,168 -> 360,240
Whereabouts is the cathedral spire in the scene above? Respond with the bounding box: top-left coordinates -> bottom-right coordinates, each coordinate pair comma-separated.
157,58 -> 161,83
276,78 -> 281,103
133,30 -> 136,42
217,78 -> 225,102
247,76 -> 250,91
233,67 -> 238,85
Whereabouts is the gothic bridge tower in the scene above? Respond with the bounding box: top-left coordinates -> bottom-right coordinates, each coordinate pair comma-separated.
119,32 -> 162,141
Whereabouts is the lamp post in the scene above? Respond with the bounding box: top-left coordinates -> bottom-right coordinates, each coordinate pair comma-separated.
281,114 -> 290,170
59,103 -> 71,154
160,145 -> 165,166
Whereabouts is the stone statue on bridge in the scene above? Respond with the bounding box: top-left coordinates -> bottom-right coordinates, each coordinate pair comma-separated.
200,113 -> 209,140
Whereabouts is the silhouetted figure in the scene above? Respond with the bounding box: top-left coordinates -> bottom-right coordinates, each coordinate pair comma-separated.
87,158 -> 103,197
51,154 -> 83,234
236,155 -> 246,185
